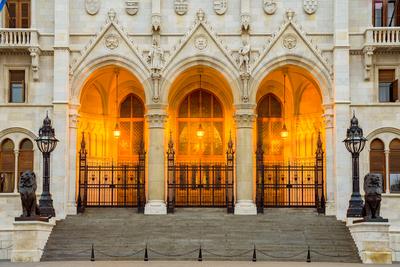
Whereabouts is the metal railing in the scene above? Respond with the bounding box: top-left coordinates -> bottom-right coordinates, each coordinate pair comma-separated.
0,28 -> 38,48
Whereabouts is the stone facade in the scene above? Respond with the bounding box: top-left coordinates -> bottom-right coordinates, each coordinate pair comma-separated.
0,0 -> 400,262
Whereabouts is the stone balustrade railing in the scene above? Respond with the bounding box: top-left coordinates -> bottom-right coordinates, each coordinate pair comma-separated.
365,27 -> 400,47
0,28 -> 38,48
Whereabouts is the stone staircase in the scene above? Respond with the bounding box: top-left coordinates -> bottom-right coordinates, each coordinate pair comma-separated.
41,208 -> 360,262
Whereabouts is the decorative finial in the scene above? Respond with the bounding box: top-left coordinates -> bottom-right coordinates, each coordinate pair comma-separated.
286,9 -> 295,21
108,9 -> 117,22
197,9 -> 205,21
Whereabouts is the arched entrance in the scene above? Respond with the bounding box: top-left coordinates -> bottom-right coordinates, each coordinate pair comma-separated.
76,66 -> 146,211
166,66 -> 234,212
255,65 -> 325,211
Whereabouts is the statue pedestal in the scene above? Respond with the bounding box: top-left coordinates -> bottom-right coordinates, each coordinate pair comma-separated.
348,221 -> 392,264
11,218 -> 55,262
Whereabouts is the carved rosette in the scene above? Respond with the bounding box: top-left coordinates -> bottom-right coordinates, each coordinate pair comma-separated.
234,113 -> 256,128
146,113 -> 168,129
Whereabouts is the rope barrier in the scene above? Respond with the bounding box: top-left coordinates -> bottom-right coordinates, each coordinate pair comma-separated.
147,248 -> 198,257
256,249 -> 307,259
95,248 -> 144,258
202,249 -> 253,258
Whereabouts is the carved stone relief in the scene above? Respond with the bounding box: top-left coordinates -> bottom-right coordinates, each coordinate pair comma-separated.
214,0 -> 227,15
175,0 -> 188,16
125,0 -> 139,16
303,0 -> 318,15
85,0 -> 100,15
283,33 -> 297,49
194,35 -> 208,50
263,0 -> 277,15
105,33 -> 119,50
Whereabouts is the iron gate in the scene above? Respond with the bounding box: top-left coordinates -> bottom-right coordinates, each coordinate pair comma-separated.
256,133 -> 325,213
77,135 -> 145,213
166,135 -> 234,213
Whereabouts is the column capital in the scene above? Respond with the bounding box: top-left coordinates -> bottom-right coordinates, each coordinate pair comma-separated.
146,112 -> 168,129
234,110 -> 256,129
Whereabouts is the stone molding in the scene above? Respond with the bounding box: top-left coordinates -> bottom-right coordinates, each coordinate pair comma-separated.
234,112 -> 256,128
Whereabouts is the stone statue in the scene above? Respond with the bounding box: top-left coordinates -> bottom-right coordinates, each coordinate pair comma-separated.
238,41 -> 251,73
363,173 -> 385,221
19,171 -> 40,218
147,39 -> 164,71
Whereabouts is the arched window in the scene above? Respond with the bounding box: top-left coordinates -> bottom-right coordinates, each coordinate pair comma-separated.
257,94 -> 283,160
389,138 -> 400,192
18,139 -> 33,177
119,94 -> 145,160
177,89 -> 224,159
0,139 -> 15,193
370,138 -> 386,191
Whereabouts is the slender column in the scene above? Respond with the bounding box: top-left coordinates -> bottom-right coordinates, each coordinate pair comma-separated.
13,150 -> 19,193
323,105 -> 336,215
66,108 -> 79,214
144,105 -> 167,215
385,149 -> 390,193
333,0 -> 351,220
234,108 -> 257,215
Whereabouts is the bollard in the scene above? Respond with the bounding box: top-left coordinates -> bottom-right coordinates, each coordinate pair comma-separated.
198,245 -> 203,262
252,244 -> 257,262
90,244 -> 95,262
144,244 -> 149,261
306,246 -> 311,263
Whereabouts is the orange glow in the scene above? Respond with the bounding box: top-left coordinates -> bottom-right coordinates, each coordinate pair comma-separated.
113,124 -> 121,138
280,124 -> 289,139
196,124 -> 205,138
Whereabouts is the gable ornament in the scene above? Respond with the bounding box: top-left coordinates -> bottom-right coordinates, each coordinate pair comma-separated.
125,0 -> 139,16
283,33 -> 297,49
105,33 -> 119,50
303,0 -> 318,15
175,0 -> 188,16
85,0 -> 100,15
263,0 -> 277,15
214,0 -> 227,15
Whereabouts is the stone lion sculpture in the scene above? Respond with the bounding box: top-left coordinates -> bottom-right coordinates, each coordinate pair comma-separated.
363,173 -> 383,220
19,171 -> 39,218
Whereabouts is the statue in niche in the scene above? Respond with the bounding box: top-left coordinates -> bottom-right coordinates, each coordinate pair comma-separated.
147,39 -> 164,72
19,171 -> 40,218
238,40 -> 251,73
362,173 -> 387,222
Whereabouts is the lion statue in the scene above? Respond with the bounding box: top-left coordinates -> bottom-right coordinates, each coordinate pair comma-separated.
363,173 -> 383,220
19,171 -> 39,218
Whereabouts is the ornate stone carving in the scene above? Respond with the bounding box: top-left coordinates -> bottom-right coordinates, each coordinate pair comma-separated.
29,47 -> 40,81
175,0 -> 188,16
363,173 -> 386,221
363,46 -> 375,81
303,0 -> 318,15
238,40 -> 251,73
322,113 -> 334,129
263,0 -> 277,15
234,113 -> 256,128
240,72 -> 251,103
283,33 -> 297,49
194,35 -> 208,50
105,33 -> 119,50
152,14 -> 161,32
19,171 -> 39,218
125,0 -> 139,16
108,9 -> 117,22
85,0 -> 100,15
286,8 -> 295,21
147,39 -> 165,71
69,113 -> 79,129
151,72 -> 161,103
241,14 -> 250,31
146,113 -> 168,128
214,0 -> 227,15
196,9 -> 205,22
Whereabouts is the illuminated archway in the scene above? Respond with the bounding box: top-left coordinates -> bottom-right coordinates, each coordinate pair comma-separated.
256,65 -> 324,163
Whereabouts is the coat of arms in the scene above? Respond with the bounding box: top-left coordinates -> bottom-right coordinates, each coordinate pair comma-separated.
214,0 -> 227,15
303,0 -> 318,15
125,0 -> 139,16
263,0 -> 277,15
85,0 -> 100,15
175,0 -> 188,16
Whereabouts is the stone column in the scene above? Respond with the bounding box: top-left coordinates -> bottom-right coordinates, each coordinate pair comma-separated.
333,0 -> 351,220
52,0 -> 70,219
144,105 -> 167,215
66,107 -> 79,214
384,149 -> 390,193
13,150 -> 19,193
234,107 -> 257,215
323,105 -> 336,215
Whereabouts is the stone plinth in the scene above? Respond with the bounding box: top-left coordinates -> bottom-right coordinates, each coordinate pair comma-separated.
11,218 -> 55,262
348,221 -> 392,264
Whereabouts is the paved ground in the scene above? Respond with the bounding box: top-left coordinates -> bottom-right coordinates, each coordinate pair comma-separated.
0,262 -> 399,267
41,208 -> 360,262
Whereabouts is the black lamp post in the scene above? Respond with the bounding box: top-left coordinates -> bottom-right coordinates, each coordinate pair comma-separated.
36,113 -> 59,218
343,112 -> 367,217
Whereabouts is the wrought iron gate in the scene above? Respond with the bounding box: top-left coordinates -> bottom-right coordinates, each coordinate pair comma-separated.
167,135 -> 234,213
77,134 -> 146,213
256,133 -> 325,214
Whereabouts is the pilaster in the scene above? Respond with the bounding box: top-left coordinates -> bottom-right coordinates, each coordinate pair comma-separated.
234,107 -> 257,215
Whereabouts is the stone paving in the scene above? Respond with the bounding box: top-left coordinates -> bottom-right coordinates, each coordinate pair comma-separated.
41,208 -> 360,262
